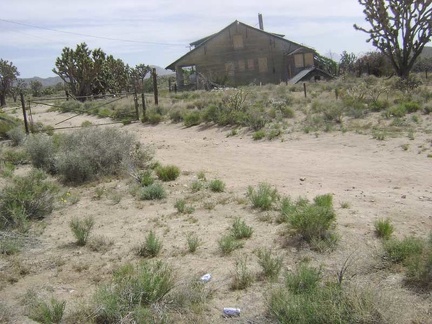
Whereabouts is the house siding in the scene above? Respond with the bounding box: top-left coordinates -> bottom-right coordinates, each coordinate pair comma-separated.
168,21 -> 315,88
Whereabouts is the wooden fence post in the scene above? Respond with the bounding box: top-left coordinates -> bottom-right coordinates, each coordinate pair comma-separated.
303,83 -> 307,98
152,68 -> 158,106
20,92 -> 29,134
134,92 -> 139,120
141,92 -> 146,119
335,88 -> 339,100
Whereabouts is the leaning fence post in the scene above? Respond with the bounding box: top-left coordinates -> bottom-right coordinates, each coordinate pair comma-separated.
20,92 -> 29,134
152,68 -> 158,106
303,82 -> 307,98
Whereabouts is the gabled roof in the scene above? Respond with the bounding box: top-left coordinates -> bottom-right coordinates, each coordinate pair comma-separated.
166,20 -> 315,71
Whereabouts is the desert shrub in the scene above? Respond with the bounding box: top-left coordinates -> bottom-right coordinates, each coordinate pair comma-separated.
6,126 -> 26,146
268,263 -> 383,323
93,261 -> 175,323
0,170 -> 57,231
256,248 -> 283,281
145,110 -> 163,124
0,236 -> 22,255
385,104 -> 407,118
28,297 -> 66,324
247,182 -> 279,211
0,115 -> 18,139
374,218 -> 394,240
136,170 -> 154,187
183,111 -> 201,127
137,231 -> 163,258
169,109 -> 184,123
218,234 -> 243,255
55,127 -> 138,184
285,263 -> 321,294
87,235 -> 114,253
186,232 -> 201,253
156,164 -> 180,181
208,179 -> 225,192
383,236 -> 424,264
175,199 -> 194,214
230,257 -> 254,290
252,129 -> 265,140
69,216 -> 94,246
284,194 -> 337,246
231,217 -> 253,239
267,128 -> 281,140
0,148 -> 29,165
403,101 -> 421,113
190,179 -> 204,192
405,237 -> 432,290
25,133 -> 57,172
169,279 -> 211,313
138,183 -> 166,200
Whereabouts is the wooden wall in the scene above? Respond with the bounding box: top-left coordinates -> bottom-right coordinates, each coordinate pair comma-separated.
173,22 -> 315,88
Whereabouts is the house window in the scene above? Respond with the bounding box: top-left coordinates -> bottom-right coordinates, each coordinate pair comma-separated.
247,59 -> 255,70
233,35 -> 244,49
294,54 -> 304,68
238,60 -> 245,72
258,57 -> 268,73
304,53 -> 314,66
225,62 -> 235,76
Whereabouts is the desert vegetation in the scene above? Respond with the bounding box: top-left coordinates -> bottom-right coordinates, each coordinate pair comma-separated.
0,73 -> 431,323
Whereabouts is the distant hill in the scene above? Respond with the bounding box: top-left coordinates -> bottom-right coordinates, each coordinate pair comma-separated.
21,65 -> 174,87
22,76 -> 62,87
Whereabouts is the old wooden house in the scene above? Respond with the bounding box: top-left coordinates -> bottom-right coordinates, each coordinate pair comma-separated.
166,16 -> 331,90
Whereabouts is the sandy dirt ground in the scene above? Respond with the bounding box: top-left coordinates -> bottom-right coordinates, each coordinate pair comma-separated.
1,105 -> 431,323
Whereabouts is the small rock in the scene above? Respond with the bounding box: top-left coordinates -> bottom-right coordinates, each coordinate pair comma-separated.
299,177 -> 306,181
401,195 -> 406,199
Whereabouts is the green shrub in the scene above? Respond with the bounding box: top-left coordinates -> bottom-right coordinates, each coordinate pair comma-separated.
93,261 -> 175,322
190,179 -> 204,192
28,297 -> 66,324
208,179 -> 225,192
374,218 -> 394,240
267,128 -> 281,140
0,170 -> 57,231
25,133 -> 57,172
69,216 -> 94,246
145,111 -> 163,124
169,109 -> 184,123
183,111 -> 201,127
186,232 -> 201,253
137,231 -> 163,258
252,129 -> 265,140
218,234 -> 243,255
285,263 -> 321,294
256,248 -> 283,281
6,126 -> 26,146
137,170 -> 154,187
138,183 -> 166,200
247,182 -> 279,211
403,101 -> 420,113
175,199 -> 194,214
286,194 -> 336,243
55,128 -> 139,184
1,148 -> 29,165
231,217 -> 253,239
405,239 -> 432,289
384,237 -> 424,264
230,257 -> 254,290
156,164 -> 180,182
386,104 -> 407,118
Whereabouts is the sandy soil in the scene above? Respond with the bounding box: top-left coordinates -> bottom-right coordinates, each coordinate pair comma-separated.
1,104 -> 432,323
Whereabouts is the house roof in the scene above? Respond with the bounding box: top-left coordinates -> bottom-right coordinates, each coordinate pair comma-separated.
166,20 -> 315,71
288,66 -> 334,84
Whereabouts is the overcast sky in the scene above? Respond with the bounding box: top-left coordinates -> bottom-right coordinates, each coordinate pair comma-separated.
1,0 -> 375,78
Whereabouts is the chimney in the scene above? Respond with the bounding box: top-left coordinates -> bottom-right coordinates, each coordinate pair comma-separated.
258,13 -> 264,30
